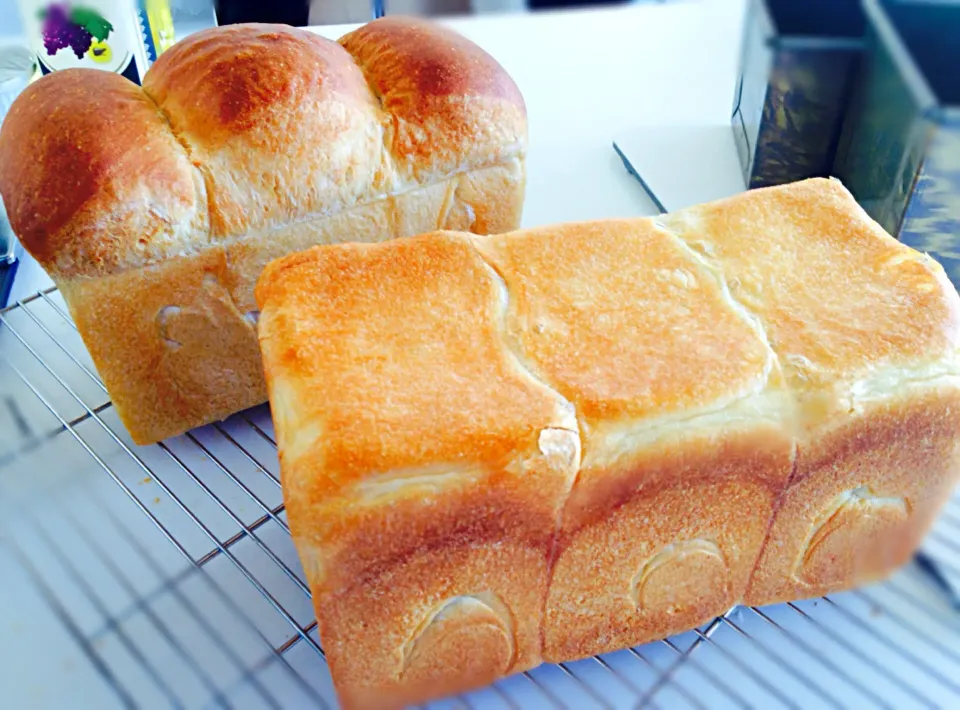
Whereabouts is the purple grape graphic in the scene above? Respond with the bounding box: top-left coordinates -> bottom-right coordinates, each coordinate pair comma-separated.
66,26 -> 94,58
38,3 -> 110,60
40,4 -> 72,55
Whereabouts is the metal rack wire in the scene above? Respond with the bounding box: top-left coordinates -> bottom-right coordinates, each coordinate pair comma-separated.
3,284 -> 960,710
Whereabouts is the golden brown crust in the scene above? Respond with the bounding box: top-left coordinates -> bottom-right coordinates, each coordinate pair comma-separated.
59,248 -> 266,445
0,69 -> 206,277
339,16 -> 527,182
471,218 -> 795,660
0,19 -> 527,444
659,177 -> 960,606
256,177 -> 960,708
257,232 -> 579,708
320,543 -> 547,710
142,23 -> 383,239
544,424 -> 793,661
746,386 -> 960,606
256,231 -> 577,495
0,19 -> 527,279
73,163 -> 523,445
659,177 -> 960,405
470,219 -> 779,423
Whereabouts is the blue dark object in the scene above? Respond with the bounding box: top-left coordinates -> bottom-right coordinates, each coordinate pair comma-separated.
137,1 -> 159,64
612,141 -> 668,214
732,0 -> 866,189
0,201 -> 15,310
915,552 -> 960,609
833,0 -> 960,284
0,258 -> 17,311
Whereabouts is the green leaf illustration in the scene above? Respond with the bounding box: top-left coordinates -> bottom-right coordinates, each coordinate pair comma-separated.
70,7 -> 114,42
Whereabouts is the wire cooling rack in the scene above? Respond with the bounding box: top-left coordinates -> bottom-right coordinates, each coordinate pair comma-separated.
3,283 -> 960,710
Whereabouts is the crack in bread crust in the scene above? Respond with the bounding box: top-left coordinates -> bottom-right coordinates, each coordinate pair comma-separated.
471,247 -> 578,431
653,219 -> 781,386
140,86 -> 216,255
652,217 -> 801,595
470,243 -> 583,655
468,220 -> 795,662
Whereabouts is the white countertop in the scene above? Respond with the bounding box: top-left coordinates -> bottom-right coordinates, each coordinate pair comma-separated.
314,0 -> 749,224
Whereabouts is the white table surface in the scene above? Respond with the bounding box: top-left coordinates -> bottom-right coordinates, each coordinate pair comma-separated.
312,0 -> 750,224
0,2 -> 754,707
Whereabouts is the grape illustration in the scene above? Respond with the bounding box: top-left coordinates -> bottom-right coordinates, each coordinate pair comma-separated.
40,5 -> 72,54
67,26 -> 94,58
38,4 -> 110,60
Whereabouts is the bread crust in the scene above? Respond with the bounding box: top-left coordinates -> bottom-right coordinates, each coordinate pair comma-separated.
339,16 -> 527,182
0,18 -> 527,444
257,232 -> 579,710
0,69 -> 206,277
255,178 -> 960,708
745,386 -> 960,606
658,177 -> 960,606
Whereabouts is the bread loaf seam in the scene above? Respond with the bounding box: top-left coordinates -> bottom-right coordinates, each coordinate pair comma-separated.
652,215 -> 802,594
54,158 -> 521,282
656,206 -> 854,600
471,248 -> 582,657
140,88 -> 216,251
342,52 -> 403,189
469,227 -> 789,658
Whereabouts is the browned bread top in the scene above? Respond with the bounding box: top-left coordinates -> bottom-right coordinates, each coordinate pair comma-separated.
660,178 -> 960,431
142,23 -> 383,241
340,17 -> 526,180
0,18 -> 526,280
255,232 -> 579,586
256,232 -> 577,479
255,178 -> 960,708
470,219 -> 779,426
0,69 -> 206,277
256,177 -> 960,551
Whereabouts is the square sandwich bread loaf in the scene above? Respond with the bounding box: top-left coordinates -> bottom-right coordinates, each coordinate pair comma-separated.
0,17 -> 527,445
255,178 -> 960,709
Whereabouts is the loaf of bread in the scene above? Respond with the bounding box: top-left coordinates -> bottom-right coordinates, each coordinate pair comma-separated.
255,178 -> 960,709
0,18 -> 526,445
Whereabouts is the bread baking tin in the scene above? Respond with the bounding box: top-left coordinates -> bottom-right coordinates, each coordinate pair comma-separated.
833,0 -> 960,286
732,0 -> 865,189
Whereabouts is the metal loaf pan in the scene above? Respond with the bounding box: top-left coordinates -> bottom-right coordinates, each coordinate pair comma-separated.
732,0 -> 866,189
833,0 -> 960,286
